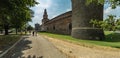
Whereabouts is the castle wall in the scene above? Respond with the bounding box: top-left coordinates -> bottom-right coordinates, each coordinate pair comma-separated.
43,11 -> 72,35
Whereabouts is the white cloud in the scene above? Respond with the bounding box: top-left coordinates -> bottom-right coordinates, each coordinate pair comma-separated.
104,6 -> 120,19
32,0 -> 52,14
66,8 -> 71,12
30,0 -> 120,27
104,7 -> 111,14
51,8 -> 72,19
38,0 -> 52,8
51,14 -> 59,18
29,0 -> 53,27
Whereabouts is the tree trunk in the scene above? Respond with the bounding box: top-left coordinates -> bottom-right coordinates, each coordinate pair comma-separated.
20,28 -> 22,35
4,25 -> 9,35
15,28 -> 18,35
25,29 -> 27,35
0,30 -> 3,34
71,0 -> 105,40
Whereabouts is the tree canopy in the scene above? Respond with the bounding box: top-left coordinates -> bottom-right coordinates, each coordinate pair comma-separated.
90,15 -> 120,31
0,0 -> 38,35
88,0 -> 120,31
86,0 -> 120,8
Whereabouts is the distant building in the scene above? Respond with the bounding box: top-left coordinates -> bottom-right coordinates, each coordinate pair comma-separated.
35,23 -> 40,31
41,9 -> 72,35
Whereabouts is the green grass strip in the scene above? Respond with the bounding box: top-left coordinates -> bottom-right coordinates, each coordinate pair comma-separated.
39,31 -> 120,49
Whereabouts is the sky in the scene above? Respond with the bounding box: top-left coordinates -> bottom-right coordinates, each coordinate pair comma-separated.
29,0 -> 120,27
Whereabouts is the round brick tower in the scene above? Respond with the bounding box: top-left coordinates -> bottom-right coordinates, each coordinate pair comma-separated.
71,0 -> 105,40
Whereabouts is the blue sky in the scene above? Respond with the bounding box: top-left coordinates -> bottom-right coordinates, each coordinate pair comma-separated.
29,0 -> 120,27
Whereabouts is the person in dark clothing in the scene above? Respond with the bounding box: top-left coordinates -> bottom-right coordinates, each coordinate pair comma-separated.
32,31 -> 34,36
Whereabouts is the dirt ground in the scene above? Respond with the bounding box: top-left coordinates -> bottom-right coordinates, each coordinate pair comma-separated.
44,36 -> 120,58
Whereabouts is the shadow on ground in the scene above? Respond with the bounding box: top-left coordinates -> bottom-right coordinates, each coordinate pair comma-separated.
23,55 -> 43,58
1,36 -> 42,58
0,34 -> 21,54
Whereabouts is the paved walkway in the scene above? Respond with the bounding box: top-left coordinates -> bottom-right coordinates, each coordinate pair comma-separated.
3,35 -> 67,58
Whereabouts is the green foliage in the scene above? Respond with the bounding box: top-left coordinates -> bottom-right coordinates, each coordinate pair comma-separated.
105,31 -> 120,42
86,0 -> 120,8
117,25 -> 120,30
90,15 -> 120,31
109,0 -> 120,9
27,25 -> 34,31
86,0 -> 104,5
0,0 -> 38,35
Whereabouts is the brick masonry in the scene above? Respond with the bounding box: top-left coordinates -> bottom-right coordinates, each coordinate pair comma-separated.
41,9 -> 72,35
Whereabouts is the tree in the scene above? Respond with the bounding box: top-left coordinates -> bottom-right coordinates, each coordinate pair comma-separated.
87,0 -> 120,31
0,0 -> 38,35
0,0 -> 11,35
10,8 -> 34,34
86,0 -> 120,9
27,25 -> 34,31
90,15 -> 120,31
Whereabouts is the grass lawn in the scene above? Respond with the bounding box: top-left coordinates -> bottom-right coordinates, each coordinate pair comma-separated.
0,34 -> 21,50
39,31 -> 120,49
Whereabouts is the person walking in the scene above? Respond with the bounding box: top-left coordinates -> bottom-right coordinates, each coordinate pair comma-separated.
32,31 -> 34,36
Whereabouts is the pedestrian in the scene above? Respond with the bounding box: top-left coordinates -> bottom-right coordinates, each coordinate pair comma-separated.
32,31 -> 34,36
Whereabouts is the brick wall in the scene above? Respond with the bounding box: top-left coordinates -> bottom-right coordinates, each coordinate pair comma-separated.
42,11 -> 72,35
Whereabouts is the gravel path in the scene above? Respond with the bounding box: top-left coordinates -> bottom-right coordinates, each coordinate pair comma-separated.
44,36 -> 120,58
3,35 -> 67,58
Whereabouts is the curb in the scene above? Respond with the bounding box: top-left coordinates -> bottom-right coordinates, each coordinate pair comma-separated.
0,36 -> 24,58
